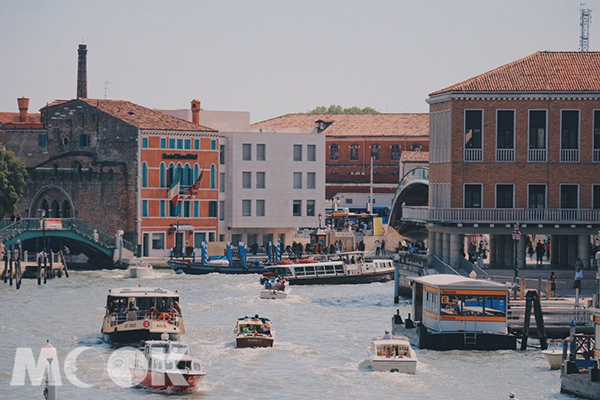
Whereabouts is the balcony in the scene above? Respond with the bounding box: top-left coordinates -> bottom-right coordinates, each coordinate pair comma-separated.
593,149 -> 600,162
528,149 -> 547,162
401,206 -> 600,224
560,149 -> 580,163
496,148 -> 514,162
464,148 -> 482,162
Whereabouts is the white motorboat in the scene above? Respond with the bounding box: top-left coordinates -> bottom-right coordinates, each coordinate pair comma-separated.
128,259 -> 153,278
259,276 -> 290,299
131,333 -> 205,392
367,336 -> 417,374
542,339 -> 565,370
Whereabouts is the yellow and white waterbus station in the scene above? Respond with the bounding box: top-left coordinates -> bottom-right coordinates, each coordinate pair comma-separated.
393,274 -> 517,350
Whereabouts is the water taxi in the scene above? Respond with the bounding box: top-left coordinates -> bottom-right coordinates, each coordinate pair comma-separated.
131,333 -> 205,392
542,339 -> 565,369
261,252 -> 395,285
128,259 -> 153,278
392,274 -> 517,350
367,335 -> 417,373
235,316 -> 274,348
259,275 -> 290,299
101,287 -> 184,344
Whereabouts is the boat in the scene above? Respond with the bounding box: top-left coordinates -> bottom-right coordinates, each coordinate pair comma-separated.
260,251 -> 395,285
131,333 -> 205,392
542,339 -> 566,369
367,335 -> 418,373
128,259 -> 153,278
234,316 -> 275,348
100,287 -> 185,344
168,254 -> 266,275
392,274 -> 517,350
259,275 -> 291,299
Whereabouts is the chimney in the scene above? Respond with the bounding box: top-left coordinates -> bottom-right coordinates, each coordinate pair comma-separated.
17,97 -> 30,122
77,44 -> 88,99
191,99 -> 201,125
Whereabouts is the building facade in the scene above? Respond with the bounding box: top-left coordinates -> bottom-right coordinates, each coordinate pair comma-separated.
406,51 -> 600,270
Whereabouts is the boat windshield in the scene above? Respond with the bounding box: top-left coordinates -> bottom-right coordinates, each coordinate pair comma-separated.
376,344 -> 408,357
171,344 -> 189,355
149,344 -> 169,354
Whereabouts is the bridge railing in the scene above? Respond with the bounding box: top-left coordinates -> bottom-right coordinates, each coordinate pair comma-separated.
61,219 -> 115,248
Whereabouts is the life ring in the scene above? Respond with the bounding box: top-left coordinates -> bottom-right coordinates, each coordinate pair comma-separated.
142,320 -> 150,328
159,313 -> 172,323
297,258 -> 315,264
276,260 -> 291,265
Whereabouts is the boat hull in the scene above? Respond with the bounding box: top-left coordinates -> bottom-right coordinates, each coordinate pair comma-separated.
131,368 -> 204,392
129,267 -> 153,278
287,271 -> 394,285
235,335 -> 274,348
542,349 -> 564,370
168,261 -> 265,275
102,329 -> 181,345
371,358 -> 417,374
259,289 -> 289,299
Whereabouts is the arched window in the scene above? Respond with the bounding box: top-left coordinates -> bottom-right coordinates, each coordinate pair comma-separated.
210,164 -> 217,189
40,199 -> 49,216
194,164 -> 200,183
51,200 -> 60,218
391,144 -> 401,161
330,144 -> 339,161
159,163 -> 166,188
62,200 -> 72,218
370,144 -> 380,161
167,163 -> 175,187
183,164 -> 192,186
142,162 -> 148,187
350,144 -> 359,161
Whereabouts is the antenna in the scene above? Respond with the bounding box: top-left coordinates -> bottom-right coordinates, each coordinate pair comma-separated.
104,81 -> 114,99
580,3 -> 592,52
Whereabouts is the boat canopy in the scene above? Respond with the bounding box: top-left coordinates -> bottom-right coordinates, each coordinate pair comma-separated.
410,274 -> 510,291
108,287 -> 179,298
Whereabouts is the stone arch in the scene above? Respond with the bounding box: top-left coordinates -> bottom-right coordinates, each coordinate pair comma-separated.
50,199 -> 60,218
28,184 -> 76,219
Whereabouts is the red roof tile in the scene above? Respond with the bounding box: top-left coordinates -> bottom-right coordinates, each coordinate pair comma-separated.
43,99 -> 217,132
252,113 -> 429,137
430,51 -> 600,96
0,112 -> 41,124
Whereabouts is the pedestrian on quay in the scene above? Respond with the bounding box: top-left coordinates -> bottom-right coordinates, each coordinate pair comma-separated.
574,267 -> 583,291
535,240 -> 544,265
595,248 -> 600,270
549,271 -> 557,297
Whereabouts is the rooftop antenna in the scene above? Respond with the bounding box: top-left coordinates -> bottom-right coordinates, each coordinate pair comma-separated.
104,81 -> 114,99
580,3 -> 592,52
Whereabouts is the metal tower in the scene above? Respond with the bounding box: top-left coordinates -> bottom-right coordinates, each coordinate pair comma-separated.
580,3 -> 592,52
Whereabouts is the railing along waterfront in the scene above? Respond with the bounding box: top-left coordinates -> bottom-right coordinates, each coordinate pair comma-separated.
402,206 -> 600,224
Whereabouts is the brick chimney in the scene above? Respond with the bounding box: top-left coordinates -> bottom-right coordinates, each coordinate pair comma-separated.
77,44 -> 88,99
191,99 -> 201,125
17,97 -> 29,122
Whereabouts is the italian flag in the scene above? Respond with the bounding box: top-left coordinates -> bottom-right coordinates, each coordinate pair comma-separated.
168,170 -> 181,206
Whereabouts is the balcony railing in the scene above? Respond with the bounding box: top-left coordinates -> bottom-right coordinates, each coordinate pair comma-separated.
402,206 -> 600,224
496,148 -> 514,162
528,149 -> 547,162
593,149 -> 600,162
464,148 -> 482,162
560,149 -> 580,163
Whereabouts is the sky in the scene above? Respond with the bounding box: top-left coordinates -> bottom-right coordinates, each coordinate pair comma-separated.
0,0 -> 597,123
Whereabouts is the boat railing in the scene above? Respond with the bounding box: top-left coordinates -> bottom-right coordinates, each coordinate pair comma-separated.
108,310 -> 182,327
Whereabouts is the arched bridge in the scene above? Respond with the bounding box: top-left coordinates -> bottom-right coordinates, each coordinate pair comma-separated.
388,166 -> 429,240
0,218 -> 134,262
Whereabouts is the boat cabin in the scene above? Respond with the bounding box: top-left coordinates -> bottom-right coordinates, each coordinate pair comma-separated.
372,340 -> 411,357
411,275 -> 510,335
105,287 -> 182,325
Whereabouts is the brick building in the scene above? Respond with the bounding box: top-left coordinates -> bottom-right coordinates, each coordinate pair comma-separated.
403,51 -> 600,270
252,113 -> 429,206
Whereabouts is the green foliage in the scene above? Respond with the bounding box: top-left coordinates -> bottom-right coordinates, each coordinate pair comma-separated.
0,148 -> 27,219
307,104 -> 380,114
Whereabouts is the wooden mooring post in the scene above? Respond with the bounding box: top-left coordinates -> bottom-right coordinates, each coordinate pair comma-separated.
521,290 -> 548,350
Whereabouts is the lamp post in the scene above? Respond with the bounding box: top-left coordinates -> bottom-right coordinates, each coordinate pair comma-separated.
512,222 -> 521,299
318,213 -> 322,230
40,210 -> 46,254
41,340 -> 57,400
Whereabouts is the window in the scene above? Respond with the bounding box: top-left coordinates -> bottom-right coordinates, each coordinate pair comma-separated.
293,172 -> 302,189
560,185 -> 578,209
293,144 -> 302,161
391,144 -> 400,161
256,199 -> 265,216
184,139 -> 191,150
370,144 -> 380,161
330,144 -> 339,161
593,185 -> 600,209
169,138 -> 175,149
496,184 -> 514,208
307,172 -> 316,189
242,200 -> 251,216
141,162 -> 148,187
594,111 -> 600,160
220,145 -> 225,165
209,201 -> 217,217
465,110 -> 482,149
39,134 -> 47,147
306,200 -> 315,217
464,184 -> 482,208
194,139 -> 199,150
257,144 -> 266,161
194,201 -> 199,218
256,172 -> 265,189
78,134 -> 90,146
210,164 -> 216,189
247,234 -> 258,246
160,138 -> 166,149
177,139 -> 183,149
528,185 -> 546,209
219,200 -> 225,220
231,234 -> 241,246
170,201 -> 180,217
194,232 -> 206,248
497,110 -> 514,149
350,144 -> 359,161
293,200 -> 302,216
307,145 -> 316,161
263,234 -> 274,246
562,110 -> 579,150
529,110 -> 547,149
220,173 -> 225,193
152,233 -> 164,250
242,172 -> 251,189
183,201 -> 190,218
211,139 -> 216,150
242,144 -> 251,160
142,200 -> 148,217
142,137 -> 148,148
159,163 -> 166,187
160,200 -> 166,217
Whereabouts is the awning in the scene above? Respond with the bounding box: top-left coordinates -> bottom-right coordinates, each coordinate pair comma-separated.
170,224 -> 194,231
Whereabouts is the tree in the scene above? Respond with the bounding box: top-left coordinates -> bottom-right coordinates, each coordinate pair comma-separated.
307,104 -> 379,114
0,148 -> 27,219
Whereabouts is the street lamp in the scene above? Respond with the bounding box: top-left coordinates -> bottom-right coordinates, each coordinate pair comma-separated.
40,210 -> 46,254
318,213 -> 322,230
41,340 -> 57,400
512,222 -> 521,299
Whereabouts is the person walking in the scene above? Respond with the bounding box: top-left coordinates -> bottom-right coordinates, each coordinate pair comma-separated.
549,271 -> 557,297
535,240 -> 544,265
574,267 -> 583,291
381,239 -> 386,256
375,240 -> 381,257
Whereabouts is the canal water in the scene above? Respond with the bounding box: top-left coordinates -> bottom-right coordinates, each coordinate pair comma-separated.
0,269 -> 578,399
